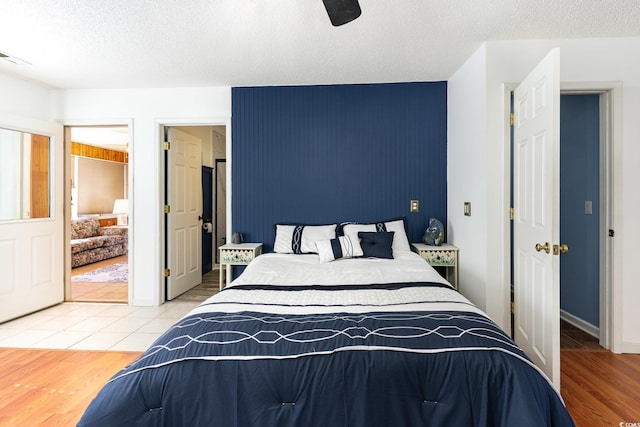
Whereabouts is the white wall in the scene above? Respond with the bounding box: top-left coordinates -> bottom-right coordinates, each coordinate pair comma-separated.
50,87 -> 232,306
448,37 -> 640,352
447,44 -> 490,314
0,73 -> 51,121
77,157 -> 126,214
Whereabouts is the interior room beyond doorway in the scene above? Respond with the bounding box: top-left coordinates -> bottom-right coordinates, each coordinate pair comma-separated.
67,126 -> 129,304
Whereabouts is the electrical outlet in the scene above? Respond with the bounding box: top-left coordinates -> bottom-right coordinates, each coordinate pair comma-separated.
410,199 -> 419,213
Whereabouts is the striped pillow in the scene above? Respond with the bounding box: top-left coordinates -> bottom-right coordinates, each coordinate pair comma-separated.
316,234 -> 363,263
274,224 -> 337,254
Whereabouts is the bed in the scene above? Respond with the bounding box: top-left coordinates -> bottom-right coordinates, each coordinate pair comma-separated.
78,222 -> 574,426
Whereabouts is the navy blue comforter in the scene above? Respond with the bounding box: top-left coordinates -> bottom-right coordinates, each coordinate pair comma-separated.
78,283 -> 574,426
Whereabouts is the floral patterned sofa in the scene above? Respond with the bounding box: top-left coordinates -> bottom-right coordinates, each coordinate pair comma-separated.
71,218 -> 128,268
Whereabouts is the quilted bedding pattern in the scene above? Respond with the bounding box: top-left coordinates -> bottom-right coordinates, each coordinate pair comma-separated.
78,282 -> 574,427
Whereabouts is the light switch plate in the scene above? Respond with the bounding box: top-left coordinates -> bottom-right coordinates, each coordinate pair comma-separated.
585,200 -> 593,215
410,199 -> 419,213
464,202 -> 471,216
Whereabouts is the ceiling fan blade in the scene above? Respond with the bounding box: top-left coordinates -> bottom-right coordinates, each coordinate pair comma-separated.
322,0 -> 362,26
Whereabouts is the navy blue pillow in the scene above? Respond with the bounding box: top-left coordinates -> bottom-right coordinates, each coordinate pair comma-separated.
358,231 -> 394,259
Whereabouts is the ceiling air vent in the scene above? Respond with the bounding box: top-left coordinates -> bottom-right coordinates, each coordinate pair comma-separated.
0,50 -> 30,65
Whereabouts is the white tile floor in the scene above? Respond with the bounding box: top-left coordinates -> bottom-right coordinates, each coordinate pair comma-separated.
0,300 -> 201,352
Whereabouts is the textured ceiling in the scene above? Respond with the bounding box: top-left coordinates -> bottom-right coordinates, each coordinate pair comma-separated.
0,0 -> 639,89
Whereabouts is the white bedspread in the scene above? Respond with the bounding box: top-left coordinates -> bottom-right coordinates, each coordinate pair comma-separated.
229,251 -> 451,287
191,252 -> 483,317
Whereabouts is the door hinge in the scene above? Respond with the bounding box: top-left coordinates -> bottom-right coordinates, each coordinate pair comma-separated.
164,268 -> 170,277
510,113 -> 515,126
163,141 -> 170,151
511,301 -> 514,314
164,205 -> 170,214
609,229 -> 615,237
509,208 -> 515,221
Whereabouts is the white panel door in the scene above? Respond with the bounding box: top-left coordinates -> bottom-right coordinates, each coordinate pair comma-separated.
513,49 -> 561,388
167,128 -> 202,300
0,115 -> 64,323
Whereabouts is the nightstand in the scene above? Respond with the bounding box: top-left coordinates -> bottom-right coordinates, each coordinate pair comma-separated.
218,243 -> 262,290
411,243 -> 459,290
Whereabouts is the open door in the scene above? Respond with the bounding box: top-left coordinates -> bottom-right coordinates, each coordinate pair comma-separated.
513,49 -> 562,388
166,128 -> 202,300
0,115 -> 64,322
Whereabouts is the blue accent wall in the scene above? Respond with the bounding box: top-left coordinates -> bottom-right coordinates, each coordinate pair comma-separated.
560,94 -> 600,327
232,82 -> 448,253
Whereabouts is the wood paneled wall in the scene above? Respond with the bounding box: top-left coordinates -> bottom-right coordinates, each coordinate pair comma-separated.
71,141 -> 128,163
232,82 -> 448,252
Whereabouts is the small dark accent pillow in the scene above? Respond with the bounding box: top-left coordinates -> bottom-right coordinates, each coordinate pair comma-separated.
358,231 -> 394,259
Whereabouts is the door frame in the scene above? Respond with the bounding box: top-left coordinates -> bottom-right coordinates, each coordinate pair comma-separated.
503,82 -> 622,352
157,118 -> 231,303
214,158 -> 227,264
62,119 -> 134,304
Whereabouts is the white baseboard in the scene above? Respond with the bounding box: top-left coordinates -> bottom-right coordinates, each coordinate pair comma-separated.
131,298 -> 155,307
560,309 -> 599,338
619,341 -> 640,354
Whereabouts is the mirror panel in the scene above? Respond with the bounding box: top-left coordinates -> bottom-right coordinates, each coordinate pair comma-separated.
0,127 -> 51,220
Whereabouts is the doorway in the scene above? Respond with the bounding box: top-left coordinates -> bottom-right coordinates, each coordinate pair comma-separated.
561,88 -> 622,352
163,124 -> 227,302
559,94 -> 600,340
66,126 -> 129,303
510,88 -> 614,349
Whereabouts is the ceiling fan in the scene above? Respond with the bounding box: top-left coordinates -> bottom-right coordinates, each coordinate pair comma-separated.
322,0 -> 361,26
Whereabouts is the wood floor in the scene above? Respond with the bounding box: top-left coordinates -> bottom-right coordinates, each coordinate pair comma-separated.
561,319 -> 604,350
70,255 -> 128,303
559,320 -> 640,425
1,345 -> 638,425
562,349 -> 640,426
0,348 -> 141,425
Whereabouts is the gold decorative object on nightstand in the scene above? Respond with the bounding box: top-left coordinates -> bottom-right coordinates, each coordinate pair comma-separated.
411,243 -> 459,290
218,243 -> 262,290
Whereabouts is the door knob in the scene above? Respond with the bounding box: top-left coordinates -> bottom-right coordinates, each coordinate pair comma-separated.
535,242 -> 551,254
553,244 -> 569,255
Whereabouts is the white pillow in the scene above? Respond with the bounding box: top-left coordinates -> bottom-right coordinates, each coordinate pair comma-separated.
341,218 -> 411,254
274,224 -> 337,254
316,234 -> 363,263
